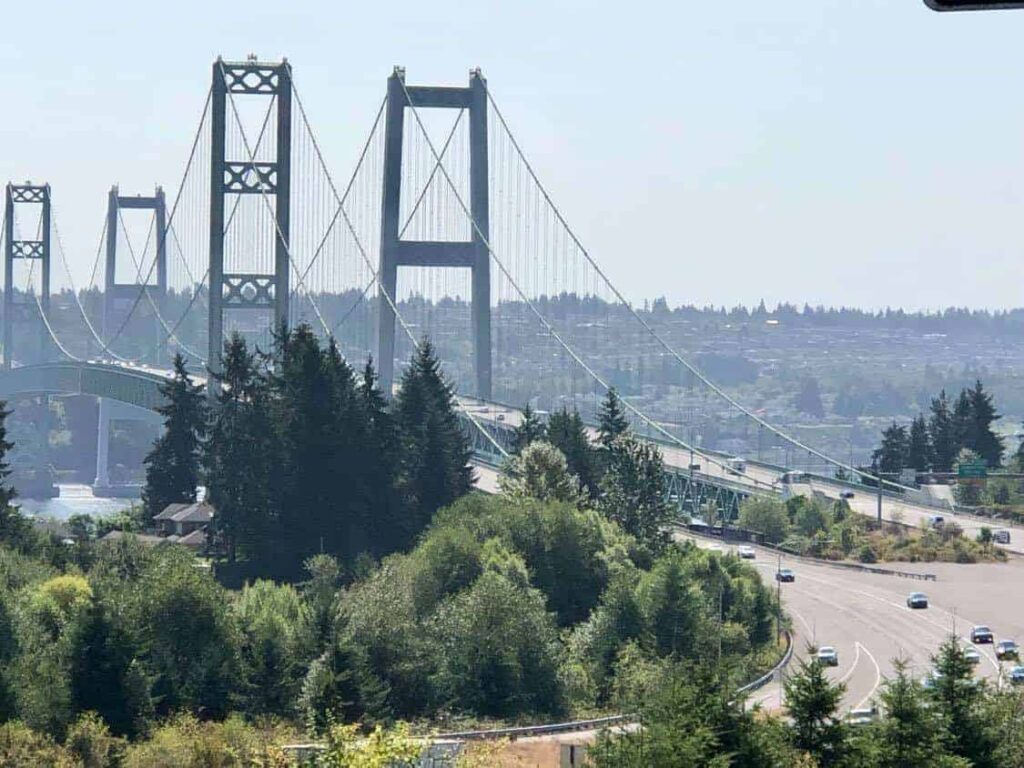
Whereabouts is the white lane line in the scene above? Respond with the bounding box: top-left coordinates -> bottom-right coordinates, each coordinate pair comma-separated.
797,570 -> 1001,676
837,642 -> 862,685
790,606 -> 815,638
853,643 -> 883,711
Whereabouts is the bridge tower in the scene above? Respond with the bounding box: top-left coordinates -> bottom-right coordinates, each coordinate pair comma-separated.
377,67 -> 491,399
208,57 -> 292,378
3,182 -> 51,368
95,185 -> 167,490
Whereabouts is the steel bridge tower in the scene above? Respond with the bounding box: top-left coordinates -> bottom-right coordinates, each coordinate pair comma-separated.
3,182 -> 51,369
208,57 -> 292,378
95,185 -> 167,490
104,185 -> 167,363
377,67 -> 492,399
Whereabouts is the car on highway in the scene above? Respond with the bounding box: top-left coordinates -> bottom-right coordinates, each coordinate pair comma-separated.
689,463 -> 702,471
839,491 -> 855,500
965,648 -> 982,666
816,646 -> 839,667
906,592 -> 929,609
776,568 -> 796,583
996,640 -> 1020,661
846,705 -> 878,726
727,457 -> 746,475
1010,666 -> 1024,685
737,545 -> 756,559
994,529 -> 1012,545
928,515 -> 945,529
970,625 -> 994,644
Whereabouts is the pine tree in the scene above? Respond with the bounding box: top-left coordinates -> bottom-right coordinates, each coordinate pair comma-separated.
393,340 -> 473,543
142,354 -> 206,521
908,415 -> 932,472
784,650 -> 848,767
597,388 -> 629,449
205,334 -> 276,564
598,434 -> 671,551
872,422 -> 909,475
872,658 -> 952,768
966,380 -> 1004,468
930,390 -> 958,473
546,406 -> 597,497
794,377 -> 825,418
0,400 -> 15,510
511,403 -> 546,454
952,388 -> 973,458
359,358 -> 403,556
929,635 -> 996,766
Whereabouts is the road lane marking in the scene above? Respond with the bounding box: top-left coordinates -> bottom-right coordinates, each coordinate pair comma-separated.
838,642 -> 862,685
853,643 -> 882,711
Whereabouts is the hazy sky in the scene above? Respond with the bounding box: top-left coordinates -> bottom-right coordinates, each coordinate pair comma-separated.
3,0 -> 1024,311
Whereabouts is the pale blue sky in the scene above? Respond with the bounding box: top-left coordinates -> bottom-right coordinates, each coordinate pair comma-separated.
3,0 -> 1024,310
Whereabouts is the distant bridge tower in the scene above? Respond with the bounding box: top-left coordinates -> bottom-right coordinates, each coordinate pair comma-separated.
3,182 -> 51,369
95,185 -> 167,490
208,57 -> 292,378
104,185 -> 167,363
377,67 -> 491,399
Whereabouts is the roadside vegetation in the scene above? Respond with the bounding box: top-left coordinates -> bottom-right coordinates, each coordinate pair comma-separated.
0,332 -> 785,765
738,496 -> 1005,564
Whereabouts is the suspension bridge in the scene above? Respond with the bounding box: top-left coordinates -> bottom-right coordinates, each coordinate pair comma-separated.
0,57 -> 965,531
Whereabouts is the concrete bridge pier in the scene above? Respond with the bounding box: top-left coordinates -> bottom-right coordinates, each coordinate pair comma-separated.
94,397 -> 111,489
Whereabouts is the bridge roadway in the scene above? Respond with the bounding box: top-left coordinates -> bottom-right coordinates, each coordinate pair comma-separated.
683,534 -> 1024,713
460,398 -> 1024,556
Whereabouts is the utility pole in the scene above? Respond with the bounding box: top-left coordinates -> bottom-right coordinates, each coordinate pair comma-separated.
877,475 -> 883,524
776,552 -> 782,644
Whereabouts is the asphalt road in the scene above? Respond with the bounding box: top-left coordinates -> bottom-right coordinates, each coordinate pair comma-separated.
686,536 -> 1024,713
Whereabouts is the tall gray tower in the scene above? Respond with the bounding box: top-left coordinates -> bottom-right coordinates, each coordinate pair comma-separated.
377,67 -> 491,399
3,182 -> 51,368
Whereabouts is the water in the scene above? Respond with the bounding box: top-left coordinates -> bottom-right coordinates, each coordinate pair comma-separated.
18,484 -> 138,521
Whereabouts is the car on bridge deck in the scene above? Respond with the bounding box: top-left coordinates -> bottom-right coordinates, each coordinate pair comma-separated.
816,646 -> 839,667
906,592 -> 929,609
776,568 -> 795,583
996,640 -> 1020,661
970,625 -> 994,644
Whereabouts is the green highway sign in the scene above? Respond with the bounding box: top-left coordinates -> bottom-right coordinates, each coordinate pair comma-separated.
958,461 -> 988,479
925,1 -> 1024,9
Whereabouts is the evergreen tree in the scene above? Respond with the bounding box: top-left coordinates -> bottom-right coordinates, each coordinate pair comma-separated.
869,658 -> 955,768
908,415 -> 932,472
952,389 -> 973,459
142,354 -> 206,521
794,377 -> 826,418
499,441 -> 583,506
205,334 -> 277,564
872,422 -> 909,475
393,340 -> 473,543
0,400 -> 15,510
784,649 -> 848,767
965,380 -> 1004,469
358,359 -> 403,556
597,388 -> 629,449
930,390 -> 958,473
929,635 -> 996,766
599,434 -> 672,551
546,407 -> 597,497
511,403 -> 546,454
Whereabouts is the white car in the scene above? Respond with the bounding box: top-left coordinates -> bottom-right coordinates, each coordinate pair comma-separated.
737,545 -> 756,559
817,646 -> 839,667
964,648 -> 982,666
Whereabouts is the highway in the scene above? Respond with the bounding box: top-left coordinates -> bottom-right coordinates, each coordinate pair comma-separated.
687,535 -> 1024,713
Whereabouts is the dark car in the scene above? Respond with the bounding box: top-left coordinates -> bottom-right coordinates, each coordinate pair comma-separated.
994,530 -> 1011,545
997,640 -> 1020,661
776,568 -> 796,583
907,592 -> 929,609
970,625 -> 994,644
839,491 -> 855,500
1010,666 -> 1024,685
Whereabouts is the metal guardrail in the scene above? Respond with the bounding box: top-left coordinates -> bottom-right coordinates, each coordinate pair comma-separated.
737,629 -> 794,695
433,713 -> 636,742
